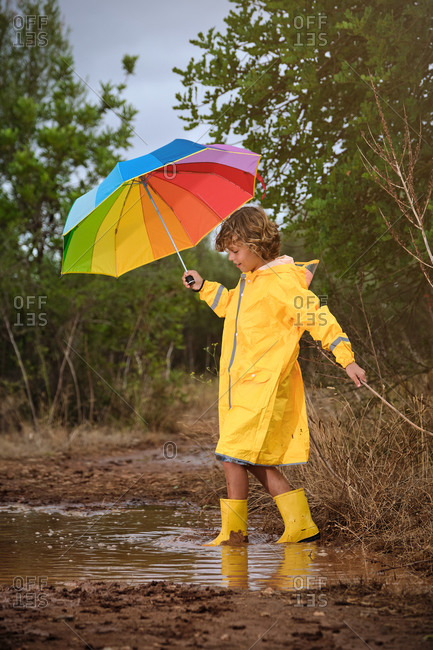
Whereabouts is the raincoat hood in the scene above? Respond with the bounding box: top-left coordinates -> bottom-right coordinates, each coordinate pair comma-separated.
246,255 -> 317,290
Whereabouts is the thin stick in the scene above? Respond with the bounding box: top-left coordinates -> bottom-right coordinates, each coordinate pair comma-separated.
375,558 -> 432,573
360,379 -> 433,437
48,314 -> 79,425
315,344 -> 433,437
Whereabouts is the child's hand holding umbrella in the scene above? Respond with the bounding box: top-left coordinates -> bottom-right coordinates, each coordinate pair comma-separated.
182,270 -> 204,292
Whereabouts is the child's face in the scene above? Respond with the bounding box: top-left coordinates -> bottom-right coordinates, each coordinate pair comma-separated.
227,241 -> 263,273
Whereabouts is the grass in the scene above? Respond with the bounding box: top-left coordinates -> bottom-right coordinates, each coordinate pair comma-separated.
0,373 -> 218,458
297,389 -> 433,574
0,421 -> 163,458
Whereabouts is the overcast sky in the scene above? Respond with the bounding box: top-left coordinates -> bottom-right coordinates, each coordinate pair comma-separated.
57,0 -> 232,158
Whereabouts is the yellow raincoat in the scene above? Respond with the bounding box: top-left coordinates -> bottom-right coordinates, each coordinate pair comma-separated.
199,258 -> 354,466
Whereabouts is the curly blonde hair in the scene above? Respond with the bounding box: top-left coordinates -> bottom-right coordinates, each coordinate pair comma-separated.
215,205 -> 280,262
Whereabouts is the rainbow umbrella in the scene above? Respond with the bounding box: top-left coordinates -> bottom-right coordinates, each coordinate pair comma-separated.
61,139 -> 263,280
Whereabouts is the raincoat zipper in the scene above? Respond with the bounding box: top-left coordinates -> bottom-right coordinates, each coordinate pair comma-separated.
227,274 -> 246,409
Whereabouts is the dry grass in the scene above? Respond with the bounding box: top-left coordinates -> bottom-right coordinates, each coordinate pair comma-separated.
286,389 -> 433,574
0,421 -> 163,458
0,374 -> 219,459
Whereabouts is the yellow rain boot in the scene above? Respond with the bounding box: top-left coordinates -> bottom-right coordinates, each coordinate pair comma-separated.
203,498 -> 248,546
273,488 -> 320,544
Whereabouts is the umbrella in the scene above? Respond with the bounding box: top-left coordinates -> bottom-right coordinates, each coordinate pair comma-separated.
61,139 -> 264,281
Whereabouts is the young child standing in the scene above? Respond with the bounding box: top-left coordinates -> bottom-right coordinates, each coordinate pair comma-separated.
182,205 -> 366,545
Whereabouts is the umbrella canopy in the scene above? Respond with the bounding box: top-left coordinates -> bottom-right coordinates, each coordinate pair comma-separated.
62,139 -> 262,277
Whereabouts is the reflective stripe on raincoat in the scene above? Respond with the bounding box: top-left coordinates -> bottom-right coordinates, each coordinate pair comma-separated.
199,258 -> 354,466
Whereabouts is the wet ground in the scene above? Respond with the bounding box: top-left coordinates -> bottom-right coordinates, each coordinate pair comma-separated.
1,438 -> 432,648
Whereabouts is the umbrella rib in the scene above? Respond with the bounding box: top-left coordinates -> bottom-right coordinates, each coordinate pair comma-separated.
63,184 -> 144,276
142,146 -> 257,184
63,142 -> 261,277
165,158 -> 263,225
141,181 -> 189,273
114,182 -> 135,277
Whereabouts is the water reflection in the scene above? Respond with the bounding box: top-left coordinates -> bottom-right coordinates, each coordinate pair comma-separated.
220,543 -> 323,590
220,546 -> 249,588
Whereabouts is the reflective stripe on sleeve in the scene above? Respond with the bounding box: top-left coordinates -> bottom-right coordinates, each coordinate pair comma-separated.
329,336 -> 351,351
210,284 -> 225,311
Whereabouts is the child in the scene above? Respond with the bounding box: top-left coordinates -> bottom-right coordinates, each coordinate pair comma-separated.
182,205 -> 366,545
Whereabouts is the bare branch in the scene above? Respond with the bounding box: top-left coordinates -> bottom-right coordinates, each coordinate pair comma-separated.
421,169 -> 433,219
361,77 -> 433,279
3,314 -> 39,432
48,314 -> 80,425
378,208 -> 433,267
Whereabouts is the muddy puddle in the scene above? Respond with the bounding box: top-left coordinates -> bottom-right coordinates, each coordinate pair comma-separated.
1,503 -> 395,590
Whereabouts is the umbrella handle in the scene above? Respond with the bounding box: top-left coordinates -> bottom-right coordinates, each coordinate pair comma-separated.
185,274 -> 195,286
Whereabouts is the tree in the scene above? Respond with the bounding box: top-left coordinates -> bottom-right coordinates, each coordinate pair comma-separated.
0,0 -> 141,429
174,0 -> 433,280
174,0 -> 433,391
0,0 -> 138,268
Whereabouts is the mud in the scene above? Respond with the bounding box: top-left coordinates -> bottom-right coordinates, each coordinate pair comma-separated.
1,437 -> 432,649
0,440 -> 214,508
1,579 -> 432,649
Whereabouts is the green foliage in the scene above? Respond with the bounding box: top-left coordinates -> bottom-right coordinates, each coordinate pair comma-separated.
174,0 -> 433,280
122,54 -> 139,76
179,238 -> 238,374
0,0 -> 158,430
0,0 -> 138,269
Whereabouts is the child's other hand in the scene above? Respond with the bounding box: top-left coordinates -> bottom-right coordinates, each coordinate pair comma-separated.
182,270 -> 204,291
345,362 -> 366,388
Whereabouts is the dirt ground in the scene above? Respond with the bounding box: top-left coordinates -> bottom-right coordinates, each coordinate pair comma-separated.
1,436 -> 432,649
